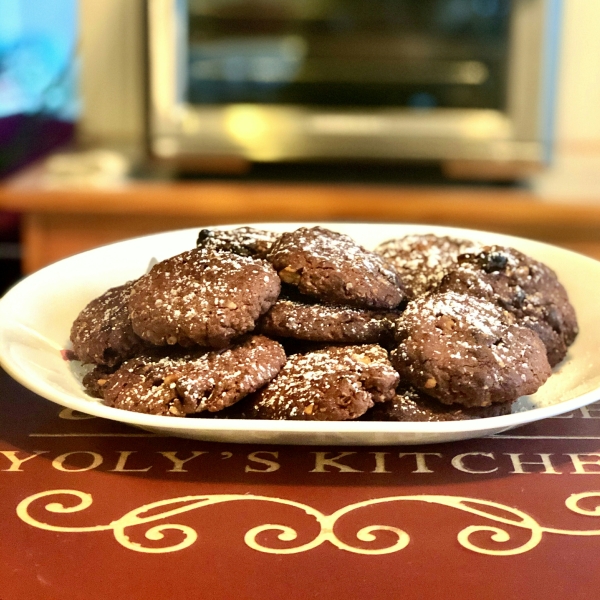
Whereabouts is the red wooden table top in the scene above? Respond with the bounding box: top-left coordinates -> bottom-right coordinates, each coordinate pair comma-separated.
2,367 -> 600,600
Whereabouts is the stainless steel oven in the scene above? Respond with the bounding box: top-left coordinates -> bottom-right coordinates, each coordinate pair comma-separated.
146,0 -> 561,178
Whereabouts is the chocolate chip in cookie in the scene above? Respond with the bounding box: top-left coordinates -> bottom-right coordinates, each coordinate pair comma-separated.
439,245 -> 579,366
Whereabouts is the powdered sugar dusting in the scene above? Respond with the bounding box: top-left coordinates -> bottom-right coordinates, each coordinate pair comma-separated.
101,335 -> 286,416
259,298 -> 399,344
376,234 -> 477,298
129,248 -> 280,347
267,226 -> 404,309
248,344 -> 399,420
392,291 -> 552,407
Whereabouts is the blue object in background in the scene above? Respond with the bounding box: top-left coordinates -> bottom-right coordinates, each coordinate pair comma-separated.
0,0 -> 79,176
407,92 -> 438,109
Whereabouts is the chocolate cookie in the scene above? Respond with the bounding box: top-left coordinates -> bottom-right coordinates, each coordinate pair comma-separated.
267,226 -> 404,309
82,364 -> 117,398
196,227 -> 280,259
363,385 -> 513,421
239,344 -> 399,420
70,282 -> 145,367
128,248 -> 280,348
98,335 -> 286,416
375,233 -> 476,299
391,291 -> 552,407
438,245 -> 578,366
258,289 -> 399,345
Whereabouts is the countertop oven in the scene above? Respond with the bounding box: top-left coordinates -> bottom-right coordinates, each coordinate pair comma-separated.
146,0 -> 561,178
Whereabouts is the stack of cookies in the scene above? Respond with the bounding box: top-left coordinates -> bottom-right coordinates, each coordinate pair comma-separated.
70,226 -> 578,422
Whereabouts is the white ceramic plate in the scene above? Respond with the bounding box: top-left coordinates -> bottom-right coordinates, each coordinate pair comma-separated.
1,223 -> 599,446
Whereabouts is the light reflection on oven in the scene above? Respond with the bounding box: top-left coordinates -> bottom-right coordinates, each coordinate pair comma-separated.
187,0 -> 509,110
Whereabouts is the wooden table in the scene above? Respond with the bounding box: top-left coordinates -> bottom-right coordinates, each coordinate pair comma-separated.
2,365 -> 600,599
2,165 -> 600,273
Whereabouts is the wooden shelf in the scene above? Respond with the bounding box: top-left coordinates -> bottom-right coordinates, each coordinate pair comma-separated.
2,164 -> 600,272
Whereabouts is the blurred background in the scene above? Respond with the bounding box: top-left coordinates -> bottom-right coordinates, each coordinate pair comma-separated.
1,0 -> 600,293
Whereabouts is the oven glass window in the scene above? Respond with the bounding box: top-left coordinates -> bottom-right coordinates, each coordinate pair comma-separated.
187,0 -> 511,110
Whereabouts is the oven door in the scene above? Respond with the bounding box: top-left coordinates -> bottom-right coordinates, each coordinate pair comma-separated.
146,0 -> 560,177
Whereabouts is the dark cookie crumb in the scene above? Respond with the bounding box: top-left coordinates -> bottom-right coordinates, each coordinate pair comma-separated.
61,349 -> 77,361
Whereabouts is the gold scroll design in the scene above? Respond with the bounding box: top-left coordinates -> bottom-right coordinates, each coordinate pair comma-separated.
15,490 -> 600,556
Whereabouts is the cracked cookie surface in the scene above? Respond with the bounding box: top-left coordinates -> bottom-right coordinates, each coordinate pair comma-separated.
70,281 -> 145,367
266,226 -> 404,309
236,344 -> 399,420
391,291 -> 551,407
128,248 -> 280,348
94,335 -> 286,416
